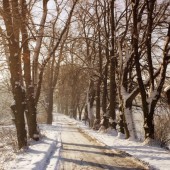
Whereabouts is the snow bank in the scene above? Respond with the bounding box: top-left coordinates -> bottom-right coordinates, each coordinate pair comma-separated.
73,115 -> 170,170
3,123 -> 61,170
2,113 -> 170,170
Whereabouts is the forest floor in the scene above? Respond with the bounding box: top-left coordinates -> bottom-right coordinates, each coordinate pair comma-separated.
1,113 -> 170,170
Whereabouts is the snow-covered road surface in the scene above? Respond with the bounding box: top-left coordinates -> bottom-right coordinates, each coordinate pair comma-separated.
57,116 -> 148,170
2,113 -> 170,170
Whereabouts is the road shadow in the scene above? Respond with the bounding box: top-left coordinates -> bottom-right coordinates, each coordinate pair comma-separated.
58,157 -> 145,170
62,147 -> 117,157
62,142 -> 107,150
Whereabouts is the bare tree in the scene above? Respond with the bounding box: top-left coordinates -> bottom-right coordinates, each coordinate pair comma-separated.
131,0 -> 170,140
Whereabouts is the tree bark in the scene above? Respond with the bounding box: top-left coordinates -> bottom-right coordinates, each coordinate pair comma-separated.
21,0 -> 39,140
3,0 -> 27,149
109,0 -> 117,129
96,80 -> 101,121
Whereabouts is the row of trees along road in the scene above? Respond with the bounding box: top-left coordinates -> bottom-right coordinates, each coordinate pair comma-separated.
56,0 -> 170,144
0,0 -> 169,149
0,0 -> 78,149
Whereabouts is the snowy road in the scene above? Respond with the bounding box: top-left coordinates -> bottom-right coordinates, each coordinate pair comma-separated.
2,113 -> 169,170
57,116 -> 148,170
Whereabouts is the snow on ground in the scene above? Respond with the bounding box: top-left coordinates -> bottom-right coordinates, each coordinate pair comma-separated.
73,118 -> 170,170
2,121 -> 62,170
1,113 -> 170,170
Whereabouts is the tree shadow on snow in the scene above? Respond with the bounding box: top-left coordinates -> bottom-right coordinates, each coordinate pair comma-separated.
111,145 -> 168,155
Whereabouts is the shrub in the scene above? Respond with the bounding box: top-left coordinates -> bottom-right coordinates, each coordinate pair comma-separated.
0,127 -> 17,169
154,113 -> 170,149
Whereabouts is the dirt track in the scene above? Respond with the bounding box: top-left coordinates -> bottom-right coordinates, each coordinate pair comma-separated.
57,117 -> 149,170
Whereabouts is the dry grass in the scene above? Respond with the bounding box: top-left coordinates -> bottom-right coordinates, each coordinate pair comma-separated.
0,127 -> 17,169
154,114 -> 170,149
37,112 -> 47,124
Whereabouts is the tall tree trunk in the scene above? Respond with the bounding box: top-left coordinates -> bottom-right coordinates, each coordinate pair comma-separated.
3,0 -> 27,149
46,87 -> 54,124
10,87 -> 27,149
46,51 -> 55,124
65,97 -> 69,115
102,0 -> 109,115
96,80 -> 101,121
21,0 -> 39,140
33,0 -> 49,90
124,100 -> 135,139
144,24 -> 170,139
109,0 -> 117,129
130,0 -> 169,140
102,64 -> 108,114
25,87 -> 39,140
87,80 -> 95,127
